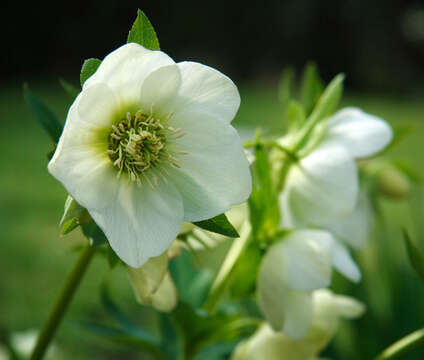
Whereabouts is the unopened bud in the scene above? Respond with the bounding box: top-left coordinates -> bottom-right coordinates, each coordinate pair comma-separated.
377,167 -> 410,200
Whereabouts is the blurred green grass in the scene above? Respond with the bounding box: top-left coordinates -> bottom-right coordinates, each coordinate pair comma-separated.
1,81 -> 424,359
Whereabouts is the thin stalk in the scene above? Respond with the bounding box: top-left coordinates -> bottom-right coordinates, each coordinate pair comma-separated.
30,245 -> 96,360
375,328 -> 424,360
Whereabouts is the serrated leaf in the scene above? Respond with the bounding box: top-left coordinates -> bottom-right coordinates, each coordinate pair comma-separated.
403,229 -> 424,283
193,214 -> 239,238
80,58 -> 101,87
127,9 -> 160,50
60,196 -> 88,235
59,78 -> 80,99
278,66 -> 295,109
285,99 -> 306,132
81,221 -> 108,246
299,61 -> 324,115
23,85 -> 63,143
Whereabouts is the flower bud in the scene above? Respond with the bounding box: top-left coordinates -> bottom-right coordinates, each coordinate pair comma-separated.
377,166 -> 410,200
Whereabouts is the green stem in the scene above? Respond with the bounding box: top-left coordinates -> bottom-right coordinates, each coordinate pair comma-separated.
30,245 -> 96,360
375,328 -> 424,360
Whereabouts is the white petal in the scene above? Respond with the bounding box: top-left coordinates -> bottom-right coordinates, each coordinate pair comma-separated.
282,230 -> 334,291
171,61 -> 240,124
331,241 -> 361,282
166,113 -> 251,222
84,43 -> 175,105
322,107 -> 393,158
78,83 -> 119,127
258,240 -> 314,338
284,144 -> 358,227
326,191 -> 372,250
139,64 -> 181,115
48,91 -> 118,210
90,179 -> 184,268
333,295 -> 366,319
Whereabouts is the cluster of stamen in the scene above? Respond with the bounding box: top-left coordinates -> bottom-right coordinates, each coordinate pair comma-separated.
107,109 -> 186,187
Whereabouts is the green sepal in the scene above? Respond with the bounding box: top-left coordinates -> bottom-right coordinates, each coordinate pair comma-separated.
80,58 -> 101,87
299,61 -> 324,115
59,78 -> 80,99
193,214 -> 239,238
127,9 -> 160,50
404,229 -> 424,283
81,221 -> 108,246
23,84 -> 63,143
60,196 -> 90,235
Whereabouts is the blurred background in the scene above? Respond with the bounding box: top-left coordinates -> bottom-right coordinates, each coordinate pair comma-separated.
1,0 -> 424,359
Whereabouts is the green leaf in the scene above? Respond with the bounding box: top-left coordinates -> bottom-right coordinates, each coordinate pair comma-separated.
80,58 -> 101,87
127,9 -> 160,50
285,99 -> 306,132
403,229 -> 424,283
81,221 -> 108,246
169,250 -> 213,308
60,196 -> 89,235
23,84 -> 63,143
299,61 -> 324,115
292,73 -> 344,152
59,78 -> 80,99
278,66 -> 295,109
193,214 -> 239,238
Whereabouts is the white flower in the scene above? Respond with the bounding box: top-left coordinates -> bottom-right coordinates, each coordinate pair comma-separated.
280,107 -> 392,228
257,229 -> 362,338
233,290 -> 364,360
10,329 -> 58,360
48,43 -> 252,267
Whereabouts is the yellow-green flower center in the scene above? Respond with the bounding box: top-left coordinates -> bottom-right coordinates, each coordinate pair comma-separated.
108,110 -> 181,186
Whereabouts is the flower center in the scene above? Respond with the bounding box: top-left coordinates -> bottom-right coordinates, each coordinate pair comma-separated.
108,110 -> 181,186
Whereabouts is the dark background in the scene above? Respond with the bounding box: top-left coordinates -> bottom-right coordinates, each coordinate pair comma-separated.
4,0 -> 424,92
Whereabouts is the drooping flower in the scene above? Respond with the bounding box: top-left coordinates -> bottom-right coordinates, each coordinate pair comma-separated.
232,289 -> 365,360
257,228 -> 364,339
48,43 -> 252,267
279,107 -> 392,228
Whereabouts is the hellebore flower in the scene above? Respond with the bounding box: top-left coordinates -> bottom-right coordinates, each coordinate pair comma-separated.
232,290 -> 364,360
48,43 -> 251,267
280,107 -> 392,228
257,229 -> 361,338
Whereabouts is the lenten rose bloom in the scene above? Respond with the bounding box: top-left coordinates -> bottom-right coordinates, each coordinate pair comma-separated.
48,43 -> 252,267
279,107 -> 392,228
232,290 -> 364,360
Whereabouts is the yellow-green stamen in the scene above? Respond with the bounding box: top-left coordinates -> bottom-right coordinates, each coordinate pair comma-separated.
108,110 -> 183,186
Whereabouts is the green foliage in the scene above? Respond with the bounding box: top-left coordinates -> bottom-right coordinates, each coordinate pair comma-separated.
403,230 -> 424,283
299,61 -> 324,115
59,78 -> 80,99
248,144 -> 280,241
60,196 -> 88,235
23,85 -> 63,143
80,58 -> 101,87
309,73 -> 344,124
193,214 -> 239,238
278,66 -> 295,109
169,250 -> 214,308
81,221 -> 108,246
229,243 -> 262,298
127,9 -> 160,50
285,99 -> 306,132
